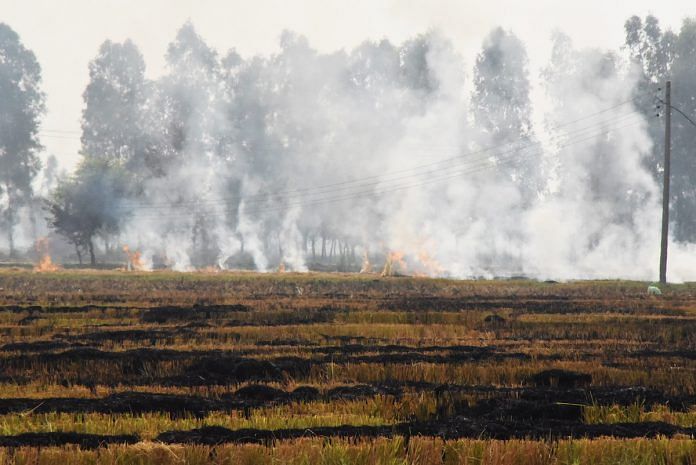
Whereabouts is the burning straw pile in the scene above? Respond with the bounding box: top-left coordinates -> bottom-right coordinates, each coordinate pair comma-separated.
33,238 -> 60,272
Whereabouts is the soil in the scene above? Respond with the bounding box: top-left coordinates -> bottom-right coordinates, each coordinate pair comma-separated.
529,369 -> 593,388
0,305 -> 135,314
326,384 -> 402,400
176,356 -> 313,385
0,432 -> 138,448
0,340 -> 85,352
2,344 -> 689,388
0,392 -> 231,417
379,297 -> 688,316
483,314 -> 507,324
0,277 -> 694,449
230,384 -> 289,402
142,304 -> 251,323
155,419 -> 696,445
0,384 -> 686,418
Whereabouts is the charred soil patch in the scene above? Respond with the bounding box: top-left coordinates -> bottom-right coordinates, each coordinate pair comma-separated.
156,420 -> 696,445
379,297 -> 689,316
0,272 -> 694,451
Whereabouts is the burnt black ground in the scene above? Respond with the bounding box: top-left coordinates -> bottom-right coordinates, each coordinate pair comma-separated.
0,432 -> 138,448
156,420 -> 696,445
0,384 -> 689,416
0,413 -> 690,448
0,276 -> 694,447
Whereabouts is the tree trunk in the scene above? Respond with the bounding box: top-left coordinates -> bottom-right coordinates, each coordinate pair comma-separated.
29,202 -> 38,246
321,237 -> 326,259
75,244 -> 83,265
311,237 -> 316,261
5,184 -> 15,258
88,238 -> 96,266
7,222 -> 14,258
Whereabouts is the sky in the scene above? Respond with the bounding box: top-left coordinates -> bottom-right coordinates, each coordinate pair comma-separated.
1,0 -> 693,170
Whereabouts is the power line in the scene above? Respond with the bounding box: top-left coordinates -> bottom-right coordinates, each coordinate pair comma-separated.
240,121 -> 644,217
653,92 -> 696,129
38,133 -> 82,140
154,121 -> 644,222
124,119 -> 644,221
124,114 -> 648,215
37,94 -> 653,142
117,104 -> 647,210
40,93 -> 654,220
40,129 -> 81,135
668,103 -> 696,129
38,92 -> 654,156
39,92 -> 656,204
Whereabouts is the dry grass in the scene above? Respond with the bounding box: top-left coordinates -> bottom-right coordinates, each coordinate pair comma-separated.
0,437 -> 694,465
0,271 -> 692,462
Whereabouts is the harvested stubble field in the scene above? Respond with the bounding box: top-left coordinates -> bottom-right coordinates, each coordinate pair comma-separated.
0,270 -> 694,464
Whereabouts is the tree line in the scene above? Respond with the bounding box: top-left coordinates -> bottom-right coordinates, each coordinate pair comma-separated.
0,16 -> 695,268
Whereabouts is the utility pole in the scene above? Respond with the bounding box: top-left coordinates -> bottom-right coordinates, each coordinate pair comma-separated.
659,81 -> 671,284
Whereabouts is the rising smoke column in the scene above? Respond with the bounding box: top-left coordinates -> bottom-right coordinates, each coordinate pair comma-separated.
522,32 -> 658,279
105,24 -> 695,280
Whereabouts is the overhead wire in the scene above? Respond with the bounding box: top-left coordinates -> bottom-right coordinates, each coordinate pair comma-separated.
39,92 -> 657,221
125,117 -> 645,221
121,111 -> 644,212
117,99 -> 650,210
37,94 -> 651,140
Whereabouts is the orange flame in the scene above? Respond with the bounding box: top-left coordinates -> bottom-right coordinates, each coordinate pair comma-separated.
381,251 -> 406,277
360,251 -> 372,273
122,245 -> 145,271
278,260 -> 286,273
415,250 -> 444,277
197,266 -> 221,273
34,238 -> 60,272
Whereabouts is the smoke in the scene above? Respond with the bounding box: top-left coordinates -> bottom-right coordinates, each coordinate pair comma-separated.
63,25 -> 696,280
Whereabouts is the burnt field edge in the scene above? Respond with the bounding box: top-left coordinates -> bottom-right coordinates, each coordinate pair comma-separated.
0,418 -> 693,449
156,420 -> 696,444
0,384 -> 690,416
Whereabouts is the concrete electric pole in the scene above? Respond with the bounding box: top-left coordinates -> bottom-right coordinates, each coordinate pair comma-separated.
659,81 -> 671,285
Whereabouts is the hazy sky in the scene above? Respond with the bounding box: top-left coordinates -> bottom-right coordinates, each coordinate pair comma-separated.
1,0 -> 692,170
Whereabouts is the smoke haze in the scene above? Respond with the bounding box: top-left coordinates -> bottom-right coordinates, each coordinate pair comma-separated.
2,7 -> 696,281
100,27 -> 694,280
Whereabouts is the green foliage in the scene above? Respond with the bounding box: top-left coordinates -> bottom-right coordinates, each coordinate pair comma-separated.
47,159 -> 130,264
626,15 -> 696,241
472,28 -> 540,198
0,22 -> 45,255
81,39 -> 157,177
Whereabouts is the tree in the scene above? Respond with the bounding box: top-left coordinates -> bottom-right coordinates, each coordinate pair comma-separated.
472,28 -> 539,197
0,23 -> 45,256
147,22 -> 229,265
668,19 -> 696,241
81,39 -> 158,177
399,35 -> 437,94
624,16 -> 673,181
625,15 -> 696,241
159,21 -> 223,159
47,159 -> 128,265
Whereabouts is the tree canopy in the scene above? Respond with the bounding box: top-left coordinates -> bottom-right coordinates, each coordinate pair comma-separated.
0,23 -> 45,256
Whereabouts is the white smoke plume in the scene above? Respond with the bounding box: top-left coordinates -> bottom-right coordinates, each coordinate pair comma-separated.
78,25 -> 696,281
